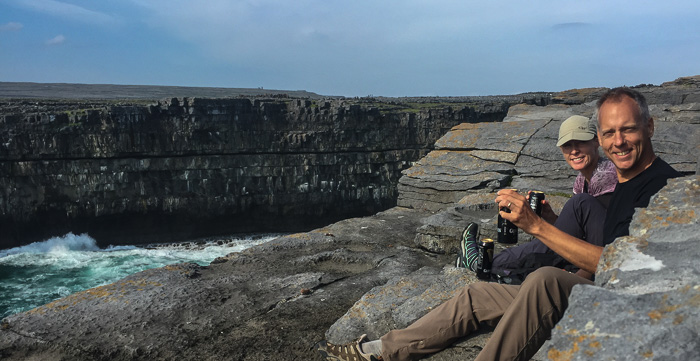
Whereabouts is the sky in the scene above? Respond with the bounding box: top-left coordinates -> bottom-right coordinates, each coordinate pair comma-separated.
1,0 -> 699,97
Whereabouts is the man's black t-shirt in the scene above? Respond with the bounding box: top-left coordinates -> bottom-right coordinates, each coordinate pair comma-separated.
602,157 -> 682,245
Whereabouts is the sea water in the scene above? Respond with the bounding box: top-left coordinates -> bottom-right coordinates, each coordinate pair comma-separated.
0,232 -> 279,319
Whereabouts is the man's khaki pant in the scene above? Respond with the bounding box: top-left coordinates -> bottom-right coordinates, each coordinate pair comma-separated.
380,267 -> 593,361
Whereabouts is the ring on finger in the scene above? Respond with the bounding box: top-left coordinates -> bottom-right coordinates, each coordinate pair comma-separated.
507,202 -> 512,207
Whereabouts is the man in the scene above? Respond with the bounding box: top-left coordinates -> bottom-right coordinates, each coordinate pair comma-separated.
318,87 -> 681,361
457,115 -> 618,281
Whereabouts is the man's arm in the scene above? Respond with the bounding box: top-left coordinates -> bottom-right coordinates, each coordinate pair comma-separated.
496,189 -> 603,274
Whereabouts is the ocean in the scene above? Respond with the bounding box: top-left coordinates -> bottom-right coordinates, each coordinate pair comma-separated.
0,232 -> 280,319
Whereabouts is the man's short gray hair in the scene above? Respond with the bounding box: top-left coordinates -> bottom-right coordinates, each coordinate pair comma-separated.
592,87 -> 650,127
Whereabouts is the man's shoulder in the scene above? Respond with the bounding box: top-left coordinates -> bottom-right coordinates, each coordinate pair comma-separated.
633,157 -> 681,185
620,157 -> 681,205
652,157 -> 681,176
652,157 -> 683,178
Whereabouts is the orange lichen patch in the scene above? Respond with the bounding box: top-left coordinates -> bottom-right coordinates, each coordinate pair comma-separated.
635,238 -> 650,250
673,315 -> 685,325
639,207 -> 697,228
647,294 -> 688,322
648,310 -> 663,321
654,210 -> 696,226
547,339 -> 581,361
599,245 -> 621,272
661,304 -> 681,313
346,306 -> 369,319
362,293 -> 378,300
548,331 -> 605,360
689,292 -> 700,306
642,350 -> 654,358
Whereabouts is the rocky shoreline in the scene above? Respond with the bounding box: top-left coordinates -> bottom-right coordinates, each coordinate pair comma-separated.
1,76 -> 699,360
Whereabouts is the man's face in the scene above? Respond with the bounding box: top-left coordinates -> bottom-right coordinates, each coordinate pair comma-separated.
597,95 -> 655,182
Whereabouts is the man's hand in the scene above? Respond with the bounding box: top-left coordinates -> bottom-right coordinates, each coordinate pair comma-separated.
494,188 -> 603,275
495,189 -> 544,234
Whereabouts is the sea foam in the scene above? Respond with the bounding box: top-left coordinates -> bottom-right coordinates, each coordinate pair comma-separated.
0,232 -> 99,257
0,232 -> 279,319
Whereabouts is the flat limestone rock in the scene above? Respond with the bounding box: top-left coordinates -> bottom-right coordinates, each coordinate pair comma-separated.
399,120 -> 551,211
502,103 -> 577,122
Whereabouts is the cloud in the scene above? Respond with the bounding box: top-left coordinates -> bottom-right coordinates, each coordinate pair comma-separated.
45,34 -> 66,45
9,0 -> 117,25
0,22 -> 24,31
551,22 -> 591,30
123,0 -> 700,95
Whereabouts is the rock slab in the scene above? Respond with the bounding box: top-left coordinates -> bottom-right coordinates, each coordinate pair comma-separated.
540,176 -> 700,361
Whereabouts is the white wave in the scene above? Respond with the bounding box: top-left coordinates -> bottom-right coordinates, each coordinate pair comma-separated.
0,232 -> 99,258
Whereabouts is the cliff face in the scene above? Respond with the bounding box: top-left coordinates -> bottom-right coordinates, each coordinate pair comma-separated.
0,96 -> 523,248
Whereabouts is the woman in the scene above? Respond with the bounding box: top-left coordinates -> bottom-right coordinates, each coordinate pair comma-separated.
457,115 -> 617,281
539,115 -> 617,221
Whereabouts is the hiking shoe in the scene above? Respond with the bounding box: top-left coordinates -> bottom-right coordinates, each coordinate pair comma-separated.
458,222 -> 479,271
316,334 -> 382,361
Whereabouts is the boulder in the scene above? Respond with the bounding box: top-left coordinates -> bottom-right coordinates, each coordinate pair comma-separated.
538,175 -> 700,360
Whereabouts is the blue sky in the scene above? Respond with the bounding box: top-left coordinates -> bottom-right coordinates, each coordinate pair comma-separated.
1,0 -> 699,97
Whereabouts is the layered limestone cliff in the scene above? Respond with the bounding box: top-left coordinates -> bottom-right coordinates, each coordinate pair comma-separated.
1,95 -> 528,248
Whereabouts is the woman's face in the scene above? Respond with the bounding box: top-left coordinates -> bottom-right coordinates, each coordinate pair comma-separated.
559,138 -> 600,173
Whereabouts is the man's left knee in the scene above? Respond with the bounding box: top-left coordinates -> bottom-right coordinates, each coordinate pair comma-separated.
523,266 -> 562,283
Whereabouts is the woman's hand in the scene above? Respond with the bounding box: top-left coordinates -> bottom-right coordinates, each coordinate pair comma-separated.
524,191 -> 558,224
540,200 -> 558,224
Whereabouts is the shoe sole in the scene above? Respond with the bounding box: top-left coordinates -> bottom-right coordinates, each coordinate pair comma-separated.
315,339 -> 380,361
459,223 -> 479,269
316,340 -> 341,360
